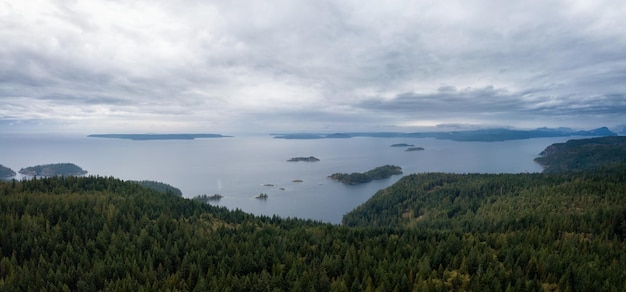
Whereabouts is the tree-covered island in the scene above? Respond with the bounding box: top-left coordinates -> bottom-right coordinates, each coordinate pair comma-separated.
391,143 -> 414,147
0,164 -> 16,179
287,156 -> 320,162
405,146 -> 425,151
18,163 -> 87,177
328,165 -> 403,185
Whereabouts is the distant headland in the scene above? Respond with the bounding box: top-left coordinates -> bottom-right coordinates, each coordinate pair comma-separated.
88,134 -> 232,140
287,156 -> 320,162
0,164 -> 16,179
272,127 -> 616,142
534,136 -> 626,173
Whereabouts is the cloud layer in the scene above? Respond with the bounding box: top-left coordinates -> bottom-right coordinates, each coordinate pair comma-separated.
1,0 -> 625,133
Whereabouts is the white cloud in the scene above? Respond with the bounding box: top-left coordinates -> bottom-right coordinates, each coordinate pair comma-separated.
1,0 -> 625,133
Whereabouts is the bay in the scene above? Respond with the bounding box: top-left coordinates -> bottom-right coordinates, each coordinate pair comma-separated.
0,134 -> 574,224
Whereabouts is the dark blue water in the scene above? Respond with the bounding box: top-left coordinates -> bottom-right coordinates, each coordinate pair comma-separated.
0,134 -> 572,223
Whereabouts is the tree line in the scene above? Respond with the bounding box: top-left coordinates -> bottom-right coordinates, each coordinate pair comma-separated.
1,170 -> 625,290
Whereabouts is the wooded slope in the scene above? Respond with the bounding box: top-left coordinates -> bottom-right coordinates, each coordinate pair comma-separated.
3,136 -> 626,291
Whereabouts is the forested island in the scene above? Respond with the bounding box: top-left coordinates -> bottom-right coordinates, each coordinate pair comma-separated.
287,156 -> 320,162
2,136 -> 626,290
391,143 -> 414,147
0,164 -> 16,179
88,133 -> 231,140
18,163 -> 87,177
328,165 -> 403,185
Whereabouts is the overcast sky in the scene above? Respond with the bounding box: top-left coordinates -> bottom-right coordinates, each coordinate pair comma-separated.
1,0 -> 625,134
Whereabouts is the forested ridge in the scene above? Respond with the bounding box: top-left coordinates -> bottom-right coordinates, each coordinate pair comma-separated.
2,172 -> 625,290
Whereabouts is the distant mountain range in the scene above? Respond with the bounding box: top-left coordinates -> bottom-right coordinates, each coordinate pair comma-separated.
272,127 -> 617,142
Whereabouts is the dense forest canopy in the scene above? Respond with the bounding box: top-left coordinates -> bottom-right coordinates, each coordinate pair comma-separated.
1,171 -> 624,290
1,136 -> 626,290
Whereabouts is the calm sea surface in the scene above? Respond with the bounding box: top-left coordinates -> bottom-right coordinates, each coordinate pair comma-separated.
1,134 -> 575,224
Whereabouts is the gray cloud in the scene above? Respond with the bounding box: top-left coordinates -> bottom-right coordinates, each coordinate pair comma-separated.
0,0 -> 625,133
358,85 -> 626,128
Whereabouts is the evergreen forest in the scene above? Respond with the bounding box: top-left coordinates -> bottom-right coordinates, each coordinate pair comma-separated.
1,136 -> 626,291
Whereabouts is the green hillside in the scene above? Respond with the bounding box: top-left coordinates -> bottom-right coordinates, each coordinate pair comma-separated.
343,166 -> 626,231
2,173 -> 625,290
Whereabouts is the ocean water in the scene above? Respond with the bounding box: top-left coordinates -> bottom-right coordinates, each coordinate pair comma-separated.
0,134 -> 574,224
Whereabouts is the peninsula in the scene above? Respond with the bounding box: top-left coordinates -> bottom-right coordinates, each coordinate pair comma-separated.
19,163 -> 87,177
534,136 -> 626,173
328,165 -> 403,185
287,156 -> 320,162
88,133 -> 231,140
